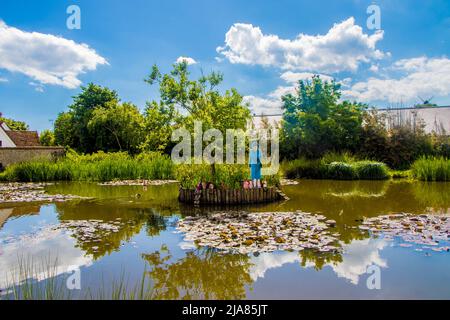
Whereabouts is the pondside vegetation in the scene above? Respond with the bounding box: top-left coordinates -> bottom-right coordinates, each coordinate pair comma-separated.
2,63 -> 450,182
2,255 -> 155,300
411,156 -> 450,181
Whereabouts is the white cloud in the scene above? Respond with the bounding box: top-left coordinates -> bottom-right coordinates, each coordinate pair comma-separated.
175,56 -> 197,65
0,20 -> 108,89
280,71 -> 334,84
343,56 -> 450,103
217,17 -> 385,73
0,77 -> 8,83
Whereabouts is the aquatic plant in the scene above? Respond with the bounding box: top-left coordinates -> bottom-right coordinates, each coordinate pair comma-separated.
353,161 -> 389,180
411,156 -> 450,181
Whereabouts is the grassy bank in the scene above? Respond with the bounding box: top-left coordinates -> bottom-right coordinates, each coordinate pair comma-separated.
411,157 -> 450,181
282,153 -> 390,180
0,151 -> 174,182
0,151 -> 280,187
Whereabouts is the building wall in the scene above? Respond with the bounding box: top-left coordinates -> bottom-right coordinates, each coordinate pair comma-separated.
0,147 -> 65,168
380,106 -> 450,134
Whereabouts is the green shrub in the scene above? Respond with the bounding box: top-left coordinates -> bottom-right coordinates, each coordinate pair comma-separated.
411,157 -> 450,181
281,158 -> 325,179
281,156 -> 390,180
353,161 -> 389,180
326,162 -> 356,180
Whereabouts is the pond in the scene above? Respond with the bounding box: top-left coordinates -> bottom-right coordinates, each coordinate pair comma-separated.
1,180 -> 450,299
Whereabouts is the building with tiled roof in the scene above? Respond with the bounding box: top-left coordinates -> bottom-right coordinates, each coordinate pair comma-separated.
0,121 -> 41,147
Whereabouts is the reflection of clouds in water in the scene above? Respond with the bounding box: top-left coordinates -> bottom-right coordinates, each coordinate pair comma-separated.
249,238 -> 388,284
333,238 -> 387,284
0,226 -> 93,289
249,251 -> 303,281
178,241 -> 197,250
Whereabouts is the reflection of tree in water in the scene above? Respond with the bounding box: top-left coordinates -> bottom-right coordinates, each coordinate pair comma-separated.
55,202 -> 168,259
142,247 -> 253,300
298,249 -> 343,271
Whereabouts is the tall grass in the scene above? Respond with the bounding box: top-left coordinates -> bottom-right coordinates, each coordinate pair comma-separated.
2,256 -> 155,300
411,156 -> 450,181
0,151 -> 175,182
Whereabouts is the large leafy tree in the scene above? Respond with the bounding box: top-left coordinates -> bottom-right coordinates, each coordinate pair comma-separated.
87,101 -> 145,153
144,62 -> 251,160
54,83 -> 119,153
281,76 -> 365,159
53,83 -> 146,153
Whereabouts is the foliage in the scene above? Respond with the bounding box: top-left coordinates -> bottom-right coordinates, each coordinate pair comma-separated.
353,161 -> 389,180
0,115 -> 29,130
411,156 -> 450,181
145,61 -> 251,148
140,101 -> 180,153
87,101 -> 145,153
54,83 -> 124,153
39,129 -> 56,146
280,75 -> 365,159
175,163 -> 250,189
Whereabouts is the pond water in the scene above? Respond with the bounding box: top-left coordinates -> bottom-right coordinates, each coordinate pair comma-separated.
1,180 -> 450,299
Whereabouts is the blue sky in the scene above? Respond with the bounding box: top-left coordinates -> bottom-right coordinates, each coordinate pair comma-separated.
0,0 -> 449,131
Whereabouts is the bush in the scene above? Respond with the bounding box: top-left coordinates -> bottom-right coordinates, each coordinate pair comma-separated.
281,155 -> 390,180
353,161 -> 389,180
326,162 -> 356,180
411,157 -> 450,181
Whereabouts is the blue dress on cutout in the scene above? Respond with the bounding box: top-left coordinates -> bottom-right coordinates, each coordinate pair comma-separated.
249,148 -> 262,180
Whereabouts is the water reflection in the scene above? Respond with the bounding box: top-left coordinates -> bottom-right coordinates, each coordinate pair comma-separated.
142,247 -> 252,300
1,180 -> 450,298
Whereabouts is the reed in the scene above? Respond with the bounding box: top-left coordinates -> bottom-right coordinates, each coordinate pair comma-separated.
411,156 -> 450,181
0,151 -> 175,182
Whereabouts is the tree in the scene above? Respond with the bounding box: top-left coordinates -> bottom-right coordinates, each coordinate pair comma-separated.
0,115 -> 29,130
39,129 -> 56,146
54,112 -> 78,148
281,76 -> 365,159
146,62 -> 250,132
141,101 -> 181,153
145,62 -> 251,173
87,101 -> 145,153
54,83 -> 119,153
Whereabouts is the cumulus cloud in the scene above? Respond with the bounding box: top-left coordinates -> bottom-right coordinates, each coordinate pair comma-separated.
175,56 -> 197,65
343,56 -> 450,103
280,71 -> 334,84
0,20 -> 107,89
217,17 -> 385,73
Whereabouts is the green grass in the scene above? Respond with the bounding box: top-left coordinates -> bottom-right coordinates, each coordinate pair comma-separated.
411,156 -> 450,181
0,151 -> 174,182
